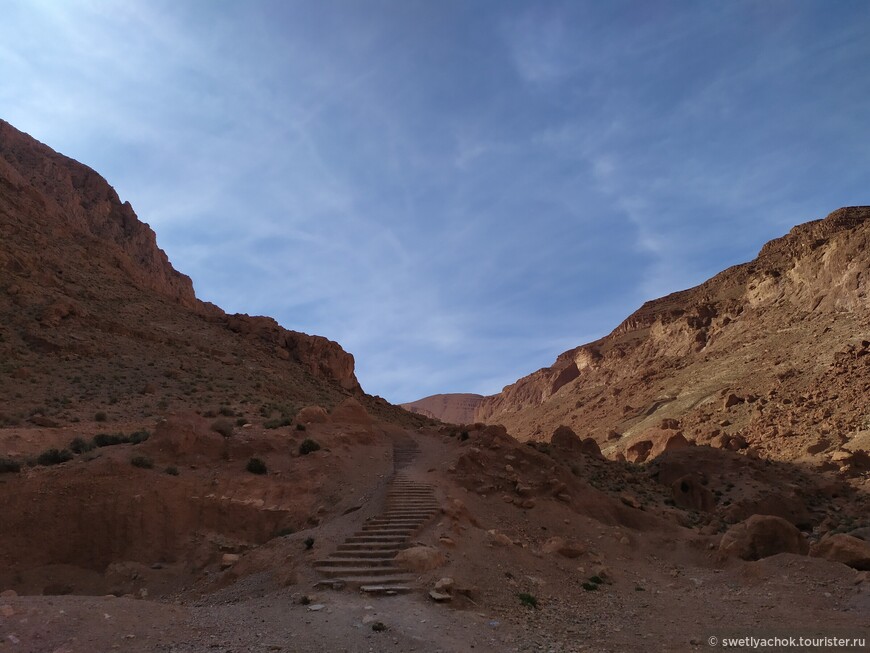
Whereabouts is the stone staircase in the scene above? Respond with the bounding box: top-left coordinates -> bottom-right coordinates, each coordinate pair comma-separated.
314,438 -> 438,594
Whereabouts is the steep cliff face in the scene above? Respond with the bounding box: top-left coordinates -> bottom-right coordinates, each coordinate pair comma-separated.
475,207 -> 870,464
0,119 -> 197,308
0,119 -> 363,420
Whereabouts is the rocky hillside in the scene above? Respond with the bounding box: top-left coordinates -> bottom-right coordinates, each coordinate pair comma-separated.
475,207 -> 870,469
400,393 -> 484,424
0,119 -> 416,426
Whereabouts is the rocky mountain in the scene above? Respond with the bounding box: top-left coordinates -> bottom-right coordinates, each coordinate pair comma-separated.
474,207 -> 870,469
0,119 -> 414,426
400,393 -> 484,424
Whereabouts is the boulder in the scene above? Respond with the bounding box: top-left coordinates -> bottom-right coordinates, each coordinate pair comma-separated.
144,412 -> 224,458
810,534 -> 870,570
330,398 -> 372,424
541,536 -> 585,559
719,515 -> 809,561
394,546 -> 445,572
579,437 -> 603,459
648,430 -> 690,460
551,425 -> 582,450
626,440 -> 653,463
295,405 -> 329,424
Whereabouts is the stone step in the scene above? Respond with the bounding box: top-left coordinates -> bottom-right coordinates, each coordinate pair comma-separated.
334,547 -> 399,558
317,566 -> 407,578
360,584 -> 413,595
358,527 -> 416,535
315,557 -> 397,568
336,542 -> 400,551
346,536 -> 407,544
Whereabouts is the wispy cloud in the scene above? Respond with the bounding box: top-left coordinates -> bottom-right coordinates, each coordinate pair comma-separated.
2,1 -> 869,402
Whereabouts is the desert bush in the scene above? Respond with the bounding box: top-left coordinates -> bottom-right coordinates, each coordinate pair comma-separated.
93,433 -> 127,447
459,431 -> 469,441
264,417 -> 292,429
246,457 -> 267,475
582,582 -> 599,591
304,537 -> 315,550
69,437 -> 94,454
295,423 -> 306,431
129,430 -> 150,444
299,439 -> 321,455
164,465 -> 179,476
235,417 -> 249,427
94,411 -> 107,422
0,458 -> 21,473
130,455 -> 154,469
37,448 -> 73,466
211,419 -> 234,438
219,406 -> 235,417
518,592 -> 538,608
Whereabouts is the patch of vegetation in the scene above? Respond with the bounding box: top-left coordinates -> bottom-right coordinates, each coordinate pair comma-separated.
264,416 -> 292,429
274,527 -> 295,537
295,423 -> 306,431
211,419 -> 234,438
37,448 -> 74,466
518,592 -> 538,609
94,411 -> 107,422
246,457 -> 267,475
129,430 -> 150,444
588,575 -> 604,585
69,437 -> 94,454
0,458 -> 21,474
582,582 -> 599,591
130,455 -> 154,469
93,433 -> 127,447
459,430 -> 469,441
219,406 -> 235,417
235,417 -> 249,427
164,466 -> 179,476
304,537 -> 315,550
371,622 -> 387,632
299,439 -> 321,455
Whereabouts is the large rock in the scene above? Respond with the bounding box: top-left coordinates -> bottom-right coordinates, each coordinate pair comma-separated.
330,398 -> 372,424
551,425 -> 582,450
719,515 -> 809,561
295,405 -> 329,424
144,412 -> 224,458
394,546 -> 445,572
810,534 -> 870,570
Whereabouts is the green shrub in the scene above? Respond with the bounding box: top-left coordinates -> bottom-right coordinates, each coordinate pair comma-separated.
164,466 -> 179,476
264,417 -> 292,429
518,592 -> 538,609
94,411 -> 108,422
69,437 -> 94,454
37,449 -> 73,466
299,439 -> 321,455
235,417 -> 249,427
130,455 -> 154,469
304,537 -> 315,550
129,430 -> 150,444
295,423 -> 306,431
93,433 -> 127,447
582,582 -> 598,591
0,458 -> 21,474
246,457 -> 267,475
371,622 -> 387,632
211,419 -> 234,438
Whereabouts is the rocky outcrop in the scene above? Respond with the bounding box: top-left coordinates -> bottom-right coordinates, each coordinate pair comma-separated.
0,119 -> 196,307
719,514 -> 809,561
0,119 -> 363,407
810,534 -> 870,570
469,207 -> 870,463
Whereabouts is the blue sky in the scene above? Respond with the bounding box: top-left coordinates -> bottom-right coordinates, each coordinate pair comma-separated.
2,1 -> 869,403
